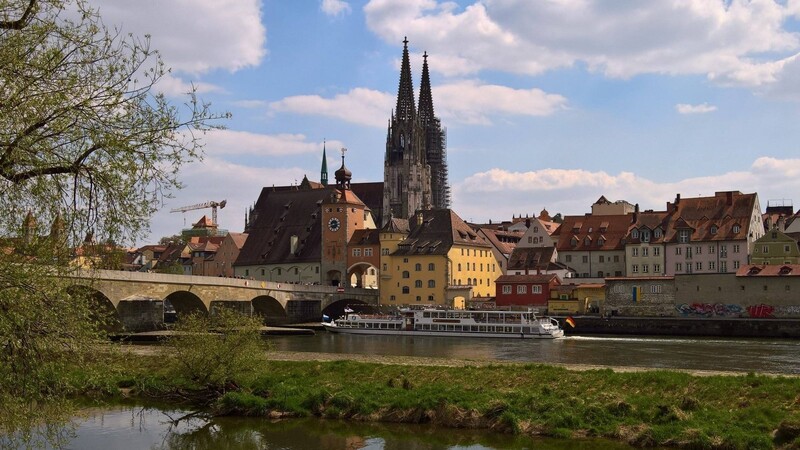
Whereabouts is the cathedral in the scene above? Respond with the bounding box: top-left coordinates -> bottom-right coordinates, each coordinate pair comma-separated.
382,38 -> 449,224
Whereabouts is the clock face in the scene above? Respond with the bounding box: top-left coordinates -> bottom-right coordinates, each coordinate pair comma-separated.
328,217 -> 341,232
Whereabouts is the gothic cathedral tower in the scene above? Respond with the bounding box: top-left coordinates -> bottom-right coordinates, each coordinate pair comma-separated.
418,51 -> 450,212
383,38 -> 449,224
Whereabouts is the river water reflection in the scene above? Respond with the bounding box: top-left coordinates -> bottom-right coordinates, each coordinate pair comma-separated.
268,332 -> 800,374
51,405 -> 638,450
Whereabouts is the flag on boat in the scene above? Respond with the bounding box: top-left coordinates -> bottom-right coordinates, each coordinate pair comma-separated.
322,314 -> 331,323
344,307 -> 354,313
565,316 -> 576,328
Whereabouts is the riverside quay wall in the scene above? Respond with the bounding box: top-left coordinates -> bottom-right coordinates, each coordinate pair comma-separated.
604,272 -> 800,319
556,316 -> 800,338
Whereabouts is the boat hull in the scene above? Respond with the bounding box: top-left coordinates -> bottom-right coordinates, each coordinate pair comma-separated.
322,323 -> 563,339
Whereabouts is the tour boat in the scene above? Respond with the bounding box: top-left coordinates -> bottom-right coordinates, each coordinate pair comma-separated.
321,307 -> 564,339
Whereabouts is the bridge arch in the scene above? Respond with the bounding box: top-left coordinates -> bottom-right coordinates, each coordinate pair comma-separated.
252,295 -> 287,325
322,298 -> 372,320
65,285 -> 123,333
165,291 -> 207,318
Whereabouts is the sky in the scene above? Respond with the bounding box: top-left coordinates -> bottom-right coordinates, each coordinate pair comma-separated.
89,0 -> 800,246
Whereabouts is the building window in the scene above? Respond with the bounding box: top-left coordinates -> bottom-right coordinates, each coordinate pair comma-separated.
473,278 -> 477,285
428,280 -> 435,288
416,296 -> 422,302
720,261 -> 727,272
403,258 -> 409,263
245,269 -> 249,276
642,247 -> 649,257
678,230 -> 689,243
261,269 -> 265,276
643,264 -> 649,273
294,268 -> 299,275
676,247 -> 682,255
632,248 -> 639,257
762,245 -> 768,253
641,230 -> 650,242
458,263 -> 462,271
382,263 -> 387,271
428,295 -> 434,301
676,263 -> 682,272
695,246 -> 702,255
733,261 -> 740,269
402,286 -> 409,294
733,224 -> 741,233
353,248 -> 361,257
654,229 -> 662,238
517,285 -> 527,294
632,264 -> 639,273
566,255 -> 572,263
402,271 -> 410,278
696,262 -> 702,271
649,284 -> 662,294
502,285 -> 511,294
654,264 -> 661,273
654,247 -> 660,256
381,248 -> 389,255
428,263 -> 435,271
582,256 -> 589,263
599,255 -> 605,263
710,226 -> 718,235
415,280 -> 422,288
785,245 -> 791,253
709,245 -> 715,254
364,248 -> 373,257
614,255 -> 620,262
532,285 -> 542,294
528,237 -> 532,244
632,229 -> 639,239
390,295 -> 396,301
720,245 -> 727,257
415,263 -> 421,271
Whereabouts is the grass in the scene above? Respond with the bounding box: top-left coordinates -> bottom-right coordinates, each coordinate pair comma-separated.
60,350 -> 800,449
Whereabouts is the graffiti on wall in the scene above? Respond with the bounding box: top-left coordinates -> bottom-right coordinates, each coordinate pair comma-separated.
745,304 -> 774,318
676,303 -> 800,318
675,303 -> 744,317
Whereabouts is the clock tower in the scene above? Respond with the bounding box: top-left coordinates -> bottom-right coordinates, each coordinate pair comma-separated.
320,148 -> 366,286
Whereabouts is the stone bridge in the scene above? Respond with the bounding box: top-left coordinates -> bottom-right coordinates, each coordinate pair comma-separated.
65,269 -> 380,332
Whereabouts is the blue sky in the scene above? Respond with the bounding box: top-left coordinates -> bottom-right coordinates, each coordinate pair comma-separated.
92,0 -> 800,245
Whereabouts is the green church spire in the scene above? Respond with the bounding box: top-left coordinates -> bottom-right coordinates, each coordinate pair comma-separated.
321,140 -> 329,187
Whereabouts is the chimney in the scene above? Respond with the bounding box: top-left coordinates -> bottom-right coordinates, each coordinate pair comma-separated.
525,218 -> 531,228
675,193 -> 681,205
727,191 -> 733,205
632,203 -> 639,223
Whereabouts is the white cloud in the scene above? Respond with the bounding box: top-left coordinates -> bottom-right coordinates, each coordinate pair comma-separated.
434,80 -> 567,124
269,81 -> 565,127
450,157 -> 800,223
270,88 -> 396,127
153,73 -> 223,97
94,0 -> 266,75
675,103 -> 717,114
200,129 -> 340,157
364,0 -> 800,88
321,0 -> 352,16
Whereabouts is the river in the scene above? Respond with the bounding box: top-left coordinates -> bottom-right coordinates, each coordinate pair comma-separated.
37,405 -> 641,450
267,332 -> 800,374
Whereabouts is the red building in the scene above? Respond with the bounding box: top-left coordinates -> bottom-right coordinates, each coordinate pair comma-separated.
495,274 -> 561,309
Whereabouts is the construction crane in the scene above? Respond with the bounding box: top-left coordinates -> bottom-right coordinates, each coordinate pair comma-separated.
170,200 -> 227,226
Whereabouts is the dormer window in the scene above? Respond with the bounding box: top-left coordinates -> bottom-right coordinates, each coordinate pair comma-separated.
641,230 -> 651,243
710,225 -> 718,235
779,266 -> 792,275
632,229 -> 639,239
733,224 -> 741,233
570,237 -> 578,247
598,237 -> 606,246
678,229 -> 690,243
584,236 -> 592,246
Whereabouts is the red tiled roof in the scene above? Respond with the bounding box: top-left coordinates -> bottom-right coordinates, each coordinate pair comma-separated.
552,214 -> 633,251
496,274 -> 560,284
736,264 -> 800,277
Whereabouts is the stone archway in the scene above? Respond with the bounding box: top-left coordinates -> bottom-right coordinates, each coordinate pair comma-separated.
252,295 -> 288,325
346,263 -> 378,289
322,299 -> 371,320
325,269 -> 343,287
65,285 -> 123,333
165,290 -> 207,320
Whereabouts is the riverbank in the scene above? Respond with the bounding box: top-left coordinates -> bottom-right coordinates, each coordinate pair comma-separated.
91,346 -> 800,449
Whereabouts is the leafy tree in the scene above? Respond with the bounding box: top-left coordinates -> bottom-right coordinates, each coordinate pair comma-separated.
552,213 -> 563,223
165,309 -> 267,393
0,0 -> 226,441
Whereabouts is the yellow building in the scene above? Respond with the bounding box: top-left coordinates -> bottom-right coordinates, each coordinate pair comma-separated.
549,283 -> 605,314
380,209 -> 501,308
